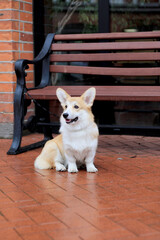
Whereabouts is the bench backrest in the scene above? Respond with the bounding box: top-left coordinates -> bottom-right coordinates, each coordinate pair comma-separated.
49,31 -> 160,85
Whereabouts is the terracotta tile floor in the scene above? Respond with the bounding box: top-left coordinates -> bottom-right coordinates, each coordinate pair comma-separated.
0,133 -> 160,240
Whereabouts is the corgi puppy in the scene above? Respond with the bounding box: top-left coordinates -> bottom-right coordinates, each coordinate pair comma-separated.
34,87 -> 99,173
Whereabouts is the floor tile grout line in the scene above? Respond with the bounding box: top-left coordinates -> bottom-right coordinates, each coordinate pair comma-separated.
47,211 -> 70,229
14,227 -> 24,240
18,194 -> 70,227
136,216 -> 160,235
73,182 -> 98,194
105,216 -> 139,238
0,188 -> 15,204
0,209 -> 10,222
133,201 -> 160,217
19,207 -> 40,226
75,212 -> 104,233
73,194 -> 98,210
48,195 -> 69,208
46,231 -> 55,240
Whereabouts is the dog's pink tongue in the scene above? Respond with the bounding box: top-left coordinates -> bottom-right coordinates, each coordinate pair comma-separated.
66,119 -> 71,123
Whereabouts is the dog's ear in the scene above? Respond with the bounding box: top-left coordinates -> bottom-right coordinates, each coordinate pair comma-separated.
81,87 -> 96,107
56,88 -> 70,104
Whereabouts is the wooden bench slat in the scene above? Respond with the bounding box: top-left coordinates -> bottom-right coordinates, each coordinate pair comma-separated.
54,31 -> 160,41
50,65 -> 160,76
50,52 -> 160,62
52,41 -> 160,51
26,86 -> 160,102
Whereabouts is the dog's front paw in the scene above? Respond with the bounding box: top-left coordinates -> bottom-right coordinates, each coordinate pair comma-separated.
86,163 -> 98,173
68,163 -> 78,173
55,163 -> 66,172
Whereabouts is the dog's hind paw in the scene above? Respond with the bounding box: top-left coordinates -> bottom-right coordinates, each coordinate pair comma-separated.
34,158 -> 52,169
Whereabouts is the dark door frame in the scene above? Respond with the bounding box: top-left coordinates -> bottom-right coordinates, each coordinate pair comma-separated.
98,0 -> 110,33
33,0 -> 45,87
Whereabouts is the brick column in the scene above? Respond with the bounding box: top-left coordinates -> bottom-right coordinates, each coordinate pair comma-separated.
0,0 -> 34,138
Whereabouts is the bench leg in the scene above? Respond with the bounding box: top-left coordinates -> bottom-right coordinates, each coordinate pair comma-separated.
7,86 -> 25,154
7,91 -> 53,155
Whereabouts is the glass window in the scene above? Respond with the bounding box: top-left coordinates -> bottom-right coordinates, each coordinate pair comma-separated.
110,0 -> 160,32
43,0 -> 99,86
109,0 -> 160,130
44,0 -> 98,35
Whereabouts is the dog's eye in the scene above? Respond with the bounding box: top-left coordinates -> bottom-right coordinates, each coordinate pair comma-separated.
65,105 -> 67,109
74,105 -> 79,109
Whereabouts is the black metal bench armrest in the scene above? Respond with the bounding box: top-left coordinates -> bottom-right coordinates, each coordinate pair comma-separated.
15,33 -> 55,90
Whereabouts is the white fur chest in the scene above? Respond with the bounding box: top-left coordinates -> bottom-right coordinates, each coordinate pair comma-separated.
61,124 -> 98,162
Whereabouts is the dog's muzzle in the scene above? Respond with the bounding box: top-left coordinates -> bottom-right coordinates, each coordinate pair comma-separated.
63,113 -> 78,124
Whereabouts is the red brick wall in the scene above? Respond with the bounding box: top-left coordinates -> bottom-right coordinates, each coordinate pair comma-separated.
0,0 -> 34,138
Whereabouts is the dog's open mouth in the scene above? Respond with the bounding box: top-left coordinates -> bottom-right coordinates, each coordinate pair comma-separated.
65,117 -> 78,124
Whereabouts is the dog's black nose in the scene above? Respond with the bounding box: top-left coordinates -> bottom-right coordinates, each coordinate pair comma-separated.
63,113 -> 69,119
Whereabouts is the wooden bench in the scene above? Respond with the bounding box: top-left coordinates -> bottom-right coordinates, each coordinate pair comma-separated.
7,31 -> 160,154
